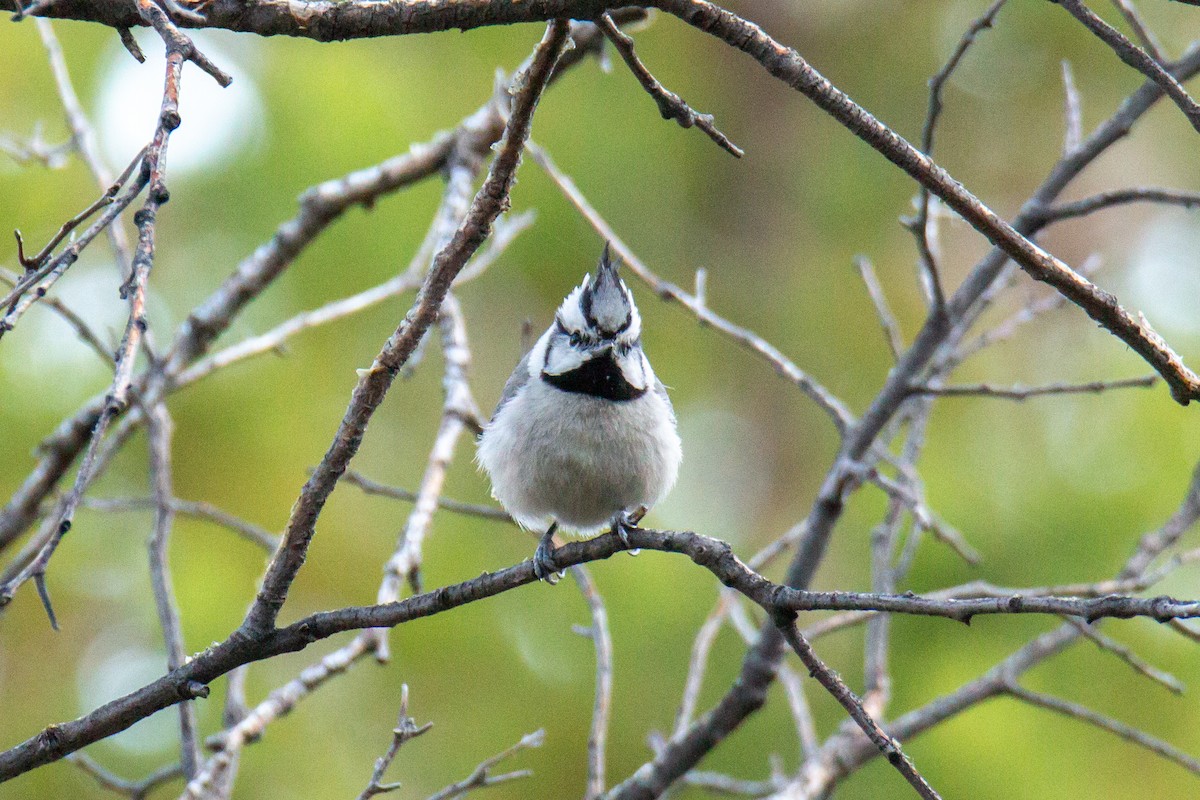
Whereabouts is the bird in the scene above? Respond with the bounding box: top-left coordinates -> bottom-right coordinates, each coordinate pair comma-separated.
476,243 -> 682,583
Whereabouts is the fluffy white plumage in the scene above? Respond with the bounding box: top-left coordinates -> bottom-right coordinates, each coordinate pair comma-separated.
477,249 -> 680,542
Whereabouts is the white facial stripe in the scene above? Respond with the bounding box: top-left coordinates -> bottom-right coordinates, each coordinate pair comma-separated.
557,280 -> 589,334
543,334 -> 589,376
613,348 -> 649,391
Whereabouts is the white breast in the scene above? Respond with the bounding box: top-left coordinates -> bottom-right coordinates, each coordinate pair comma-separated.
477,377 -> 681,535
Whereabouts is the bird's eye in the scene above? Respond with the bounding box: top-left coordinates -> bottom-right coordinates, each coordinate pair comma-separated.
569,332 -> 583,347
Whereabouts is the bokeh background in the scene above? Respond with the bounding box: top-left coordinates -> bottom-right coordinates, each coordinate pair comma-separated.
3,1 -> 1200,797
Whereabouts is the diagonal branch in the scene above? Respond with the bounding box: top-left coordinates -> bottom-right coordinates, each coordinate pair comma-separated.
598,12 -> 742,156
239,19 -> 571,635
1005,683 -> 1200,775
655,0 -> 1200,404
0,18 -> 189,622
775,617 -> 941,800
1054,0 -> 1200,132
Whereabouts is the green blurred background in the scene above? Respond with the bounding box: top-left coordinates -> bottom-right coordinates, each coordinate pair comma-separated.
2,1 -> 1200,797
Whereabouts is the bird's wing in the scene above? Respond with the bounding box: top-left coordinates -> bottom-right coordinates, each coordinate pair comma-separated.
491,349 -> 533,420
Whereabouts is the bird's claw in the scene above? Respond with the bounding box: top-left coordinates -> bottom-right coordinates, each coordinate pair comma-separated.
613,507 -> 646,555
534,526 -> 562,584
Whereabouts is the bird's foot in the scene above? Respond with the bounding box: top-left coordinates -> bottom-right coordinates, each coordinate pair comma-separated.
612,507 -> 648,554
533,524 -> 562,584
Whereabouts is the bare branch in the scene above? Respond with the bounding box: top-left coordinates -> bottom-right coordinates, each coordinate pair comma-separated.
146,404 -> 203,778
68,753 -> 182,800
1061,59 -> 1083,154
853,255 -> 904,361
357,685 -> 435,800
83,496 -> 278,550
598,12 -> 743,157
1108,0 -> 1165,62
868,468 -> 981,565
0,146 -> 146,336
342,472 -> 511,523
1005,683 -> 1200,775
775,618 -> 942,800
424,730 -> 544,800
0,265 -> 113,364
240,19 -> 571,636
905,0 -> 1008,311
1054,0 -> 1200,132
527,140 -> 854,433
569,564 -> 614,800
35,17 -> 138,278
911,375 -> 1158,400
1064,617 -> 1185,694
1036,187 -> 1200,222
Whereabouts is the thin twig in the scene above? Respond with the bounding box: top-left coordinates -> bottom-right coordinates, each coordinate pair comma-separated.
1061,60 -> 1083,154
423,730 -> 544,800
526,140 -> 854,433
341,472 -> 511,523
853,255 -> 903,361
0,147 -> 146,337
1055,0 -> 1200,132
13,191 -> 114,271
597,12 -> 743,157
569,564 -> 614,800
775,617 -> 942,800
0,266 -> 113,364
68,753 -> 182,800
1005,683 -> 1200,775
868,468 -> 981,566
906,0 -> 1008,312
82,496 -> 278,551
1036,187 -> 1200,222
911,375 -> 1158,400
1063,617 -> 1185,694
36,17 -> 138,281
357,685 -> 435,800
1109,0 -> 1165,62
146,404 -> 203,778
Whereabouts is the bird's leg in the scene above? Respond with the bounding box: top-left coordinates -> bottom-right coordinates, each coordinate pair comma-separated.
533,523 -> 562,584
612,506 -> 648,553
